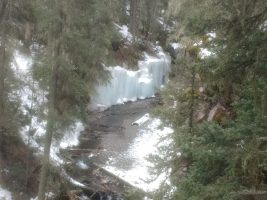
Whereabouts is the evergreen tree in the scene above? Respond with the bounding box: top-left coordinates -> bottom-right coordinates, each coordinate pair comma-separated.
33,0 -> 118,199
154,0 -> 267,199
0,0 -> 33,136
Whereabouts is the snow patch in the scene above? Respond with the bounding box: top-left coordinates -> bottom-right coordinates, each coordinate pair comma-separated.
13,51 -> 84,166
59,122 -> 84,149
170,42 -> 182,50
0,186 -> 12,200
200,48 -> 215,59
115,24 -> 133,42
207,32 -> 216,40
104,118 -> 173,192
77,160 -> 89,170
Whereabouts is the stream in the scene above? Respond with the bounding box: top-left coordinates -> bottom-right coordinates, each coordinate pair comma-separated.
12,46 -> 172,199
62,97 -> 173,199
59,50 -> 173,199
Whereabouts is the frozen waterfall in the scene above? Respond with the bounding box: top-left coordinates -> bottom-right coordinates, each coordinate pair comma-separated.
91,50 -> 171,109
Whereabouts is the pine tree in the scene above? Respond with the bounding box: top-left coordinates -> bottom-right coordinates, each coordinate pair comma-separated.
154,0 -> 267,199
33,0 -> 118,198
0,0 -> 33,136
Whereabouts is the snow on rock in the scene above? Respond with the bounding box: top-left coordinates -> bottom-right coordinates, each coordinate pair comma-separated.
77,160 -> 89,170
114,24 -> 133,42
170,42 -> 182,50
0,186 -> 12,200
200,48 -> 215,59
59,121 -> 84,149
91,50 -> 171,109
207,32 -> 216,40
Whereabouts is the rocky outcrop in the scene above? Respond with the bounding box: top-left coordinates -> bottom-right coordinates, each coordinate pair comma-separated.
207,103 -> 230,123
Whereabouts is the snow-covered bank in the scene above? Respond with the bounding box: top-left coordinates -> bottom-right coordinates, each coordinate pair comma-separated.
91,50 -> 171,109
12,51 -> 84,166
104,116 -> 173,192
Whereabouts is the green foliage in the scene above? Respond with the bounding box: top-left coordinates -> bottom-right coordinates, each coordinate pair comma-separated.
32,0 -> 119,128
0,0 -> 32,136
153,0 -> 267,199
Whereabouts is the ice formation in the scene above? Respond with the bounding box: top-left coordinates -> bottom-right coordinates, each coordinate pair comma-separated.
91,51 -> 171,109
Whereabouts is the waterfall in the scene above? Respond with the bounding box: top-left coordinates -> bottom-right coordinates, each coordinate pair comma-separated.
90,51 -> 171,110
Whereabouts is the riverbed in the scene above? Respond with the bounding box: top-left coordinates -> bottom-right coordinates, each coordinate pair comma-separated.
61,97 -> 172,199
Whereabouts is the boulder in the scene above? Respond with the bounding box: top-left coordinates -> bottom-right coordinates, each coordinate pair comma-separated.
207,103 -> 229,122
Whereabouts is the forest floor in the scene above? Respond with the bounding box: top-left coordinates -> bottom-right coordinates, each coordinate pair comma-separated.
0,133 -> 39,200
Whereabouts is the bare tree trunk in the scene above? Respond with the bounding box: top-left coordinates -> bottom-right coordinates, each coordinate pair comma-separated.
0,0 -> 8,131
189,65 -> 195,133
130,0 -> 140,41
0,33 -> 6,131
37,1 -> 63,197
144,0 -> 157,40
25,79 -> 35,192
37,26 -> 59,200
37,52 -> 57,200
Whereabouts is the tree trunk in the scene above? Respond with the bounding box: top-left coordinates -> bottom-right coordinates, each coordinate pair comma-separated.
37,57 -> 57,200
37,53 -> 57,200
189,65 -> 195,133
0,32 -> 6,131
129,0 -> 140,41
0,0 -> 8,131
37,24 -> 59,200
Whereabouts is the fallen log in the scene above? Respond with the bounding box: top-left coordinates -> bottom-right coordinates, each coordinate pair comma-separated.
257,137 -> 267,142
92,163 -> 151,198
238,190 -> 267,199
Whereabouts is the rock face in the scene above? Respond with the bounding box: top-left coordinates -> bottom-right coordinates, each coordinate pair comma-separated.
207,103 -> 229,122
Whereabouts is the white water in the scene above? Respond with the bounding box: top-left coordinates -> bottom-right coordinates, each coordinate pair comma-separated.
91,50 -> 171,109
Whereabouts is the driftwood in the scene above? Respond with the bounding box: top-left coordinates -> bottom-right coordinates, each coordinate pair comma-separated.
66,148 -> 96,153
92,163 -> 144,191
257,137 -> 267,142
238,190 -> 267,199
92,163 -> 149,198
62,162 -> 148,199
